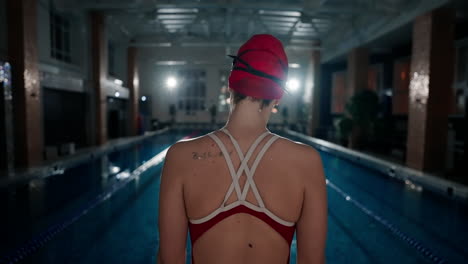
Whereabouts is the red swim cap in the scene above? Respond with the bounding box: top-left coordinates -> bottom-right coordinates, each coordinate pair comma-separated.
228,34 -> 288,100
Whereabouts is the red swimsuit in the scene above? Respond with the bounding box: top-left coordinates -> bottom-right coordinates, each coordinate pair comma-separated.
188,129 -> 296,263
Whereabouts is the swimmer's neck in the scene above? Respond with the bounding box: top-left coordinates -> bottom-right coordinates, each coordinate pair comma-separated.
224,101 -> 271,136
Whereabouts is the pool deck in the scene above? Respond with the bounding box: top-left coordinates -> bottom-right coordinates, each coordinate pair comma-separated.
286,129 -> 468,202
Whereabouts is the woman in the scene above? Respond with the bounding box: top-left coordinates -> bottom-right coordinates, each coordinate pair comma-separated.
158,34 -> 327,264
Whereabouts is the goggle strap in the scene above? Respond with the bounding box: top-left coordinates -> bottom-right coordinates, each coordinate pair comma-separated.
228,55 -> 289,94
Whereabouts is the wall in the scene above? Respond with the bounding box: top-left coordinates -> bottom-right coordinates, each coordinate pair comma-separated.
138,45 -> 308,125
111,43 -> 128,84
37,0 -> 88,79
106,28 -> 128,85
320,62 -> 346,131
107,17 -> 129,84
37,0 -> 93,147
36,1 -> 133,146
37,0 -> 93,97
139,60 -> 224,123
0,0 -> 7,61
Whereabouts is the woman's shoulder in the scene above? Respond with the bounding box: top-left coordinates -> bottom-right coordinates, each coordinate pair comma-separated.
272,134 -> 320,158
271,134 -> 324,185
166,132 -> 214,159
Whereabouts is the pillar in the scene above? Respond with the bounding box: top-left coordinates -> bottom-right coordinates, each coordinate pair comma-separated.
406,7 -> 454,172
127,47 -> 139,136
462,90 -> 468,169
347,47 -> 369,98
0,63 -> 14,172
7,0 -> 43,168
306,50 -> 321,137
90,12 -> 107,145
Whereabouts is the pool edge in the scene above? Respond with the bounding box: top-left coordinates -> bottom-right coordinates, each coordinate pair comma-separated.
285,129 -> 468,202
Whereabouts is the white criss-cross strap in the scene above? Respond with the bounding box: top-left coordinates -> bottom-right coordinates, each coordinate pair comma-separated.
189,129 -> 295,227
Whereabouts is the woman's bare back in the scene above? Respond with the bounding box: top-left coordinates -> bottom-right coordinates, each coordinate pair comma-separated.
158,130 -> 326,264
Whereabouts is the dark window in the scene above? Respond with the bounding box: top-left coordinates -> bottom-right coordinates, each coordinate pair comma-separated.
456,45 -> 467,83
43,88 -> 87,148
50,10 -> 71,63
176,69 -> 207,114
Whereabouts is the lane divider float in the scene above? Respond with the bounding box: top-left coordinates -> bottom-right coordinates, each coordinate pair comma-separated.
326,179 -> 447,264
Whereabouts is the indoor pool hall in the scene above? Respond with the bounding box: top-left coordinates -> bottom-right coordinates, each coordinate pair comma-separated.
1,0 -> 468,263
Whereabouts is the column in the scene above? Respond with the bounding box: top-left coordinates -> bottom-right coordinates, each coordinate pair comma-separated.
7,0 -> 43,168
0,63 -> 14,172
127,47 -> 139,136
306,49 -> 321,137
90,12 -> 107,145
347,47 -> 369,98
406,7 -> 454,172
465,94 -> 468,168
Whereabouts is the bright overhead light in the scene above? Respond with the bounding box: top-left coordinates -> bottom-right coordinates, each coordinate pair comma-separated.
157,14 -> 196,20
259,10 -> 301,17
289,63 -> 301,68
160,20 -> 193,25
286,78 -> 300,92
115,91 -> 120,97
166,76 -> 177,90
141,96 -> 147,102
164,24 -> 186,28
156,61 -> 186,66
114,79 -> 123,86
158,8 -> 198,13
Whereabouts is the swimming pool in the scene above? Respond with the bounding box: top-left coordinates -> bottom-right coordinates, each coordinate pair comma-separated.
1,130 -> 466,263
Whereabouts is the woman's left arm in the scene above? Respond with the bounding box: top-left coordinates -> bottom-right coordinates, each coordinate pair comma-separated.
158,144 -> 188,264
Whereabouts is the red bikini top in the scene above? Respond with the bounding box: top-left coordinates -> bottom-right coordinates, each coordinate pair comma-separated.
188,129 -> 296,262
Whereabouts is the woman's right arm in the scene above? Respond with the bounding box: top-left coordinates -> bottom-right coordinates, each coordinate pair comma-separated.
296,148 -> 328,264
158,143 -> 188,264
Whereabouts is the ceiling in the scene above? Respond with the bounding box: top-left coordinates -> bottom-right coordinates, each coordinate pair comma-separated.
59,0 -> 414,50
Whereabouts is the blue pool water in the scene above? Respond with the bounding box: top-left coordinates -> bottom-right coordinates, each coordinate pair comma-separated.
1,130 -> 467,263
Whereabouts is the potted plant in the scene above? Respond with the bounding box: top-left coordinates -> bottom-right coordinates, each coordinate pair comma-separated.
336,90 -> 379,149
336,116 -> 353,146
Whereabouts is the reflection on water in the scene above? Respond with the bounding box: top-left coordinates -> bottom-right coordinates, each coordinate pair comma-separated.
109,165 -> 121,174
0,133 -> 177,259
101,155 -> 109,188
116,170 -> 131,180
28,179 -> 45,222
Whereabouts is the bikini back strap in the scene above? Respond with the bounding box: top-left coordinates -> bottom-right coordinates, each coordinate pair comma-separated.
216,129 -> 279,208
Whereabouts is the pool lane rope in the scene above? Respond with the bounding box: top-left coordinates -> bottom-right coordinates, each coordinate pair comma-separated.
0,144 -> 175,264
326,179 -> 447,264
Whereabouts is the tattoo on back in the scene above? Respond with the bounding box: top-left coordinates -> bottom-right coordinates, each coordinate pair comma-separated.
192,150 -> 232,160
